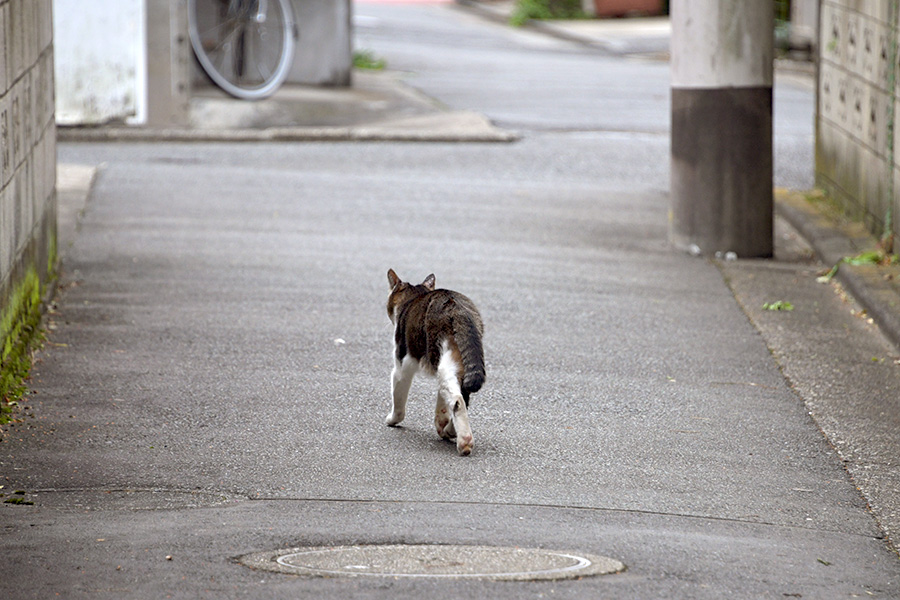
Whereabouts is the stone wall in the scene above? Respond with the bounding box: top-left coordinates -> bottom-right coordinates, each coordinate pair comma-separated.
1,0 -> 57,386
817,0 -> 900,248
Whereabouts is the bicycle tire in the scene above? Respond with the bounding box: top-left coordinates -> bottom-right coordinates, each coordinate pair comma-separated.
188,0 -> 297,100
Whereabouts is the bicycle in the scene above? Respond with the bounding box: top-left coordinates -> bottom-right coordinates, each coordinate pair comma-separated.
188,0 -> 298,100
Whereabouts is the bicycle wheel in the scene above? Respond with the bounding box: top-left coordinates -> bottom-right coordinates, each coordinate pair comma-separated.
188,0 -> 297,100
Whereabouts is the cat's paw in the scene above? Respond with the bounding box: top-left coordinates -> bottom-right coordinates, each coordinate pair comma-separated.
457,434 -> 473,456
385,411 -> 404,427
435,416 -> 454,439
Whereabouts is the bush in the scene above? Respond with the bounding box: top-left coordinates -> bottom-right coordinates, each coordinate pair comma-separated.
510,0 -> 587,26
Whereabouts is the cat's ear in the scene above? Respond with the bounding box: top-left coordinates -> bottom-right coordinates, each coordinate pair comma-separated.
387,269 -> 401,290
422,274 -> 435,291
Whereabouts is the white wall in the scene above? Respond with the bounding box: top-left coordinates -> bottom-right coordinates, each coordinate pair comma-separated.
53,0 -> 146,125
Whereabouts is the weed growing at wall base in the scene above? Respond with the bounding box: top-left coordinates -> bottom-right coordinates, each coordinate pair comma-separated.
353,50 -> 386,70
1,268 -> 46,434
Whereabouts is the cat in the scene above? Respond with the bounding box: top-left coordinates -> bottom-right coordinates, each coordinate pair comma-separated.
385,269 -> 485,456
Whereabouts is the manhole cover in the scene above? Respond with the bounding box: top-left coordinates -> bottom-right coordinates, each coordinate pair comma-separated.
239,544 -> 625,581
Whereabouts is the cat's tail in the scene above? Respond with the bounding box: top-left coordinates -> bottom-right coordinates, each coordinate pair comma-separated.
455,315 -> 485,404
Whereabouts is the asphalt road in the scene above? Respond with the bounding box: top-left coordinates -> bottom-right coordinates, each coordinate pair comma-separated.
2,2 -> 898,598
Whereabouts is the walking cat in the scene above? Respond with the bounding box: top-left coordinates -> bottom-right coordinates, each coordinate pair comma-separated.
385,269 -> 485,456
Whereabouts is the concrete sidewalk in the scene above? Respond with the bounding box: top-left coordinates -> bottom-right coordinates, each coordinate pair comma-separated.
58,70 -> 517,144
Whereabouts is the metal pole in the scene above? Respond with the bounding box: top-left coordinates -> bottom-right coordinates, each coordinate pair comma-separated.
670,0 -> 774,258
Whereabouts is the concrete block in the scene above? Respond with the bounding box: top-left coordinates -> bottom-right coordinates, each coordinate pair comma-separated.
10,164 -> 20,255
821,2 -> 845,68
858,16 -> 884,88
40,0 -> 53,53
0,2 -> 8,93
10,0 -> 22,80
848,78 -> 865,143
875,26 -> 891,87
856,0 -> 891,23
40,132 -> 55,209
859,144 -> 890,227
834,69 -> 850,128
31,134 -> 43,215
18,159 -> 32,253
818,120 -> 864,220
44,117 -> 55,187
894,169 -> 900,243
845,10 -> 861,74
10,80 -> 21,172
865,87 -> 890,156
819,63 -> 836,124
0,91 -> 9,187
895,98 -> 900,170
22,0 -> 33,71
38,49 -> 52,130
33,51 -> 44,134
895,27 -> 900,99
22,68 -> 32,155
0,185 -> 8,277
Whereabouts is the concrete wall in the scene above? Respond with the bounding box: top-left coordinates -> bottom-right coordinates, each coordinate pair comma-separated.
286,0 -> 352,86
190,0 -> 352,89
816,1 -> 900,248
53,0 -> 146,125
146,0 -> 190,127
1,0 -> 57,371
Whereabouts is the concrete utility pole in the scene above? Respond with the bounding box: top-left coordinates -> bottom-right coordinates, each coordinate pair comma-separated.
670,0 -> 774,258
146,0 -> 190,127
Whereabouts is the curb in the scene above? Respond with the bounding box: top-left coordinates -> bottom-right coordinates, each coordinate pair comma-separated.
57,114 -> 519,144
776,189 -> 900,351
56,163 -> 99,262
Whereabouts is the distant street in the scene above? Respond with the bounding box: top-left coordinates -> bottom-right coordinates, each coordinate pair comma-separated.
2,2 -> 897,598
353,0 -> 815,190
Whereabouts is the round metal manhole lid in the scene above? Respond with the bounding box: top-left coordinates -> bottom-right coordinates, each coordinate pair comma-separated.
239,544 -> 625,581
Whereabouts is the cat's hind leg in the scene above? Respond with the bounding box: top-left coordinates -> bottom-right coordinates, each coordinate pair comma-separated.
387,354 -> 417,427
447,395 -> 473,456
436,343 -> 473,456
434,391 -> 455,439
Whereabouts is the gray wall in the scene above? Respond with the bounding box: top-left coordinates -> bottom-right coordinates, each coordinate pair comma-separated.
286,0 -> 352,86
191,0 -> 353,89
817,1 -> 900,248
1,0 -> 57,356
148,0 -> 190,127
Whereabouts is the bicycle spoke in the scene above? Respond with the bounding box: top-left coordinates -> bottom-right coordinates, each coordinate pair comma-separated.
189,0 -> 296,98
